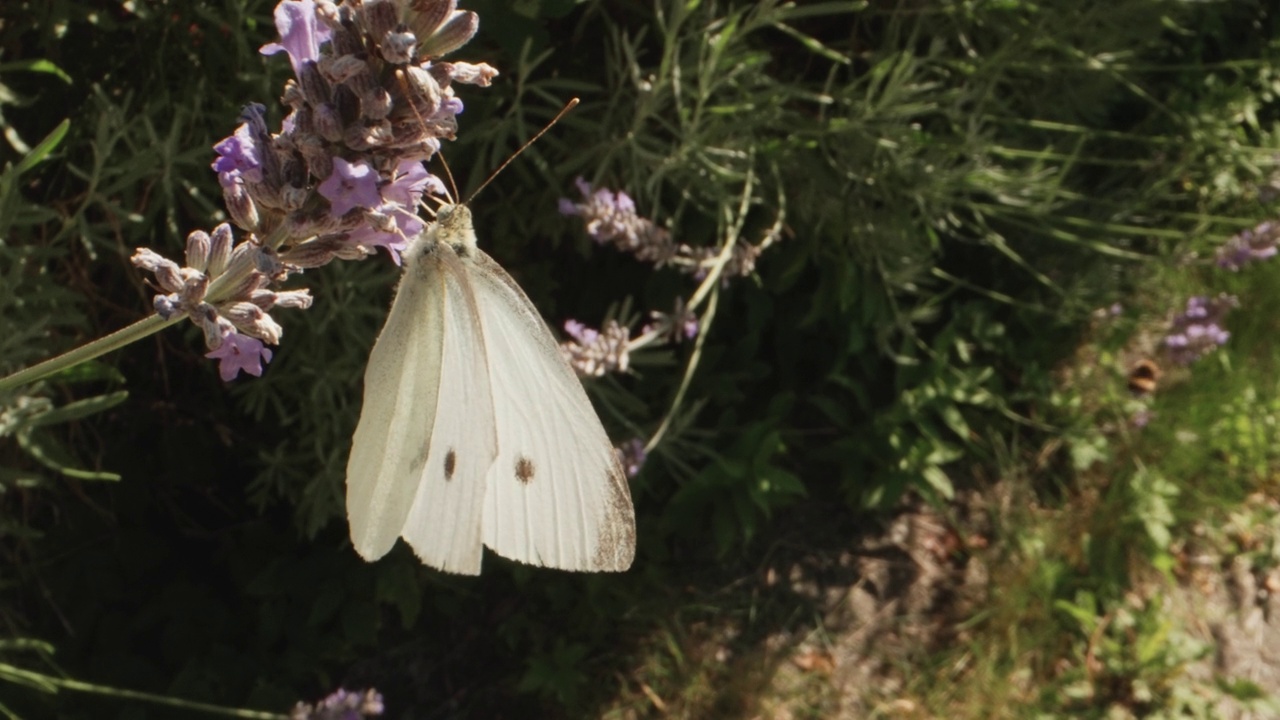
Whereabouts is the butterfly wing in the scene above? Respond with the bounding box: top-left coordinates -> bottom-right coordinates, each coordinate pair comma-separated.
464,249 -> 636,571
346,238 -> 498,572
400,246 -> 498,574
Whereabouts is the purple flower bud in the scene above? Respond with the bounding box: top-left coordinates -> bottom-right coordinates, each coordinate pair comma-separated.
361,0 -> 401,51
131,249 -> 184,294
223,301 -> 284,345
297,60 -> 333,108
198,307 -> 233,350
416,9 -> 479,59
154,294 -> 180,319
220,175 -> 261,231
185,230 -> 211,272
208,224 -> 234,276
280,236 -> 357,268
380,30 -> 417,65
447,61 -> 498,87
264,288 -> 314,310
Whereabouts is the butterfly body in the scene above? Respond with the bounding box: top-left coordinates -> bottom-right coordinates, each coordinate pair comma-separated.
346,204 -> 636,574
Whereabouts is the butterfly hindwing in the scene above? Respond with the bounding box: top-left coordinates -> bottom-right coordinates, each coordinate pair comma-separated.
463,247 -> 636,571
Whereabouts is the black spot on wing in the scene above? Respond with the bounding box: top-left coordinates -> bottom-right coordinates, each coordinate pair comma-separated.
515,456 -> 535,484
444,448 -> 457,480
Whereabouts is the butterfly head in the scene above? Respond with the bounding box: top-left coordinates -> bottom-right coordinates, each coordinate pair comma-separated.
434,203 -> 477,253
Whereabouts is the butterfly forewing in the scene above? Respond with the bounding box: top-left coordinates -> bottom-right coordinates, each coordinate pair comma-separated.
400,244 -> 498,574
464,248 -> 636,571
346,237 -> 453,561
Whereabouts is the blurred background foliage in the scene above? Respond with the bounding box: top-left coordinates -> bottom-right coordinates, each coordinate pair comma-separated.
1,0 -> 1278,717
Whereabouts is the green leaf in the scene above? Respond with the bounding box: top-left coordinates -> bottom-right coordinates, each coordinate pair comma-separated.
15,429 -> 121,481
24,391 -> 127,429
921,465 -> 954,500
0,58 -> 72,83
12,119 -> 70,176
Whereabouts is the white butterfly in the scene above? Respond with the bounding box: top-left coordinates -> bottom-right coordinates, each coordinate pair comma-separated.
344,202 -> 636,574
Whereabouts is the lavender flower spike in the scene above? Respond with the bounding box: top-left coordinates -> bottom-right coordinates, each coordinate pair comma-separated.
1163,293 -> 1238,366
561,319 -> 631,377
131,0 -> 497,381
290,687 -> 384,720
560,177 -> 675,264
1215,221 -> 1280,271
560,177 -> 772,281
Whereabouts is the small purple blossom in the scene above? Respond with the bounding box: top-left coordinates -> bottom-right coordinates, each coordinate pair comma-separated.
206,331 -> 274,382
381,160 -> 443,207
319,158 -> 382,217
1132,409 -> 1155,429
1163,293 -> 1238,366
346,205 -> 425,265
1215,221 -> 1280,271
260,0 -> 332,76
617,438 -> 647,479
290,688 -> 384,720
211,119 -> 264,185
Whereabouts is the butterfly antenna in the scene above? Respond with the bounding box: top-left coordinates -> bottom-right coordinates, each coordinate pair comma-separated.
437,151 -> 460,206
465,97 -> 579,204
393,67 -> 462,209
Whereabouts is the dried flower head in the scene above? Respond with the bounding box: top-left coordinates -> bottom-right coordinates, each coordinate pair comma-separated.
1163,293 -> 1237,366
132,0 -> 497,381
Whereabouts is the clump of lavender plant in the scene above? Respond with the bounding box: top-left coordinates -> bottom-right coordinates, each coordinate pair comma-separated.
1163,293 -> 1238,366
291,688 -> 384,719
1215,221 -> 1280,271
130,0 -> 497,381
